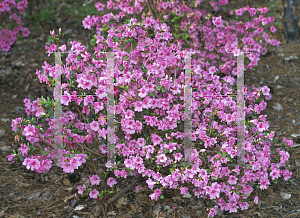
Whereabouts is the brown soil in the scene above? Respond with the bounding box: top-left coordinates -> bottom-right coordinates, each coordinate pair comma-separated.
1,0 -> 300,217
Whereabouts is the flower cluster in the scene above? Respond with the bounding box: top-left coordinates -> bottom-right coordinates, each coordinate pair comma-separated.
7,0 -> 294,217
0,0 -> 30,52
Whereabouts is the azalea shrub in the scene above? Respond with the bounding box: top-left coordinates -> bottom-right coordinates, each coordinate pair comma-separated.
7,0 -> 294,217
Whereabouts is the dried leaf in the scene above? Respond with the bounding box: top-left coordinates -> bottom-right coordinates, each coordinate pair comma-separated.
63,179 -> 70,186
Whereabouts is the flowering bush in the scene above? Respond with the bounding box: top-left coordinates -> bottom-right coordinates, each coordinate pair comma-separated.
7,0 -> 294,217
0,0 -> 30,52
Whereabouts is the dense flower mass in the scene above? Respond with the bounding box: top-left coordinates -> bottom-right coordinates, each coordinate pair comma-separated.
7,0 -> 294,217
0,0 -> 30,52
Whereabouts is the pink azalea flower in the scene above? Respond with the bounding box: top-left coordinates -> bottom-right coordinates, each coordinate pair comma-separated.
77,185 -> 85,195
6,154 -> 16,162
180,187 -> 188,195
89,189 -> 99,199
146,178 -> 156,189
107,177 -> 117,187
95,2 -> 104,11
89,175 -> 101,186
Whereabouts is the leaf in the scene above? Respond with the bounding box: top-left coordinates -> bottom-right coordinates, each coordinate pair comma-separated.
141,67 -> 147,73
163,149 -> 169,154
100,27 -> 108,32
161,86 -> 166,93
156,85 -> 161,91
123,55 -> 129,61
160,194 -> 164,199
119,64 -> 124,71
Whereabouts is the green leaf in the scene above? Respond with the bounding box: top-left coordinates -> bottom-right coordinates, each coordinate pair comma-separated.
156,85 -> 161,91
100,27 -> 108,32
160,194 -> 164,199
232,122 -> 237,126
163,149 -> 169,154
129,171 -> 133,176
123,55 -> 129,61
21,136 -> 25,141
61,143 -> 66,149
170,168 -> 174,173
161,86 -> 166,93
141,67 -> 147,73
143,109 -> 149,115
119,64 -> 124,71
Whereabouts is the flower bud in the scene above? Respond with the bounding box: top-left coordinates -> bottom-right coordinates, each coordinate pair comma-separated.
59,28 -> 61,34
50,30 -> 55,37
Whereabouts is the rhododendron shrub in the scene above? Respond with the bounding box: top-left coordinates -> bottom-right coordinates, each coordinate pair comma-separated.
7,0 -> 294,217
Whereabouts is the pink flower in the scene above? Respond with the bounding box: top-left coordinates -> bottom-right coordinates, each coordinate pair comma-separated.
89,175 -> 101,186
254,196 -> 259,204
180,187 -> 188,195
270,168 -> 281,180
95,2 -> 104,11
228,176 -> 238,185
19,143 -> 29,156
135,186 -> 142,191
157,154 -> 167,163
62,161 -> 75,173
107,0 -> 114,9
22,27 -> 30,37
90,121 -> 100,132
59,44 -> 66,52
6,154 -> 16,162
77,185 -> 86,195
261,86 -> 270,96
283,138 -> 293,148
149,189 -> 162,200
89,189 -> 99,199
146,178 -> 156,189
238,201 -> 249,210
28,158 -> 40,171
107,177 -> 117,187
259,176 -> 270,190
